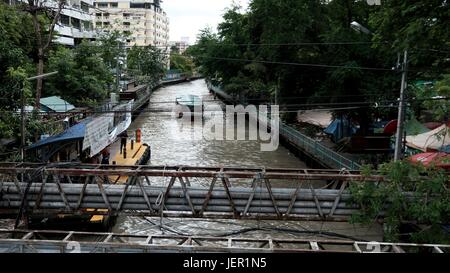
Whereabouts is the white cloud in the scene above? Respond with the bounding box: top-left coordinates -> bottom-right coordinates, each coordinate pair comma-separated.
162,0 -> 250,43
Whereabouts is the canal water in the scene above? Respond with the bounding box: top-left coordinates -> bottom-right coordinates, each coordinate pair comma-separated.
112,79 -> 383,242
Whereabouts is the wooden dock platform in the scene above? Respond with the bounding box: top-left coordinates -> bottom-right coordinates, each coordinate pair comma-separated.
90,139 -> 151,224
109,141 -> 151,184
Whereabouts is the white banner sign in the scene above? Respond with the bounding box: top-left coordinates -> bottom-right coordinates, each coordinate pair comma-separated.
82,100 -> 133,157
83,115 -> 113,157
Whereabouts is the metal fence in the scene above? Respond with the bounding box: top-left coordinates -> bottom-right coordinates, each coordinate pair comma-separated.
1,229 -> 447,253
280,125 -> 361,170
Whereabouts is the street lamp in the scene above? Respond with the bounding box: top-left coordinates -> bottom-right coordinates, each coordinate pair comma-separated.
21,71 -> 58,162
350,21 -> 372,35
350,21 -> 408,161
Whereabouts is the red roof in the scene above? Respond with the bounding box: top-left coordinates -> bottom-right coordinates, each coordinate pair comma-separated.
410,152 -> 450,170
383,119 -> 397,135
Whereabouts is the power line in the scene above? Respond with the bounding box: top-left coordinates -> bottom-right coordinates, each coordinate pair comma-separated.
191,55 -> 396,71
4,96 -> 447,107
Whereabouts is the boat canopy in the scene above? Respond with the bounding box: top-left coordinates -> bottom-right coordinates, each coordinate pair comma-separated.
176,95 -> 202,107
406,124 -> 450,152
297,110 -> 333,129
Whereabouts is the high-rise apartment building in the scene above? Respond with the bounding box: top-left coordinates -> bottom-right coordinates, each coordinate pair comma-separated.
91,0 -> 169,48
57,0 -> 96,46
5,0 -> 95,46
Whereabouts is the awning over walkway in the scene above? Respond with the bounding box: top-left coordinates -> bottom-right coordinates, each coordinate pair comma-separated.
27,118 -> 91,150
297,110 -> 333,128
406,124 -> 450,152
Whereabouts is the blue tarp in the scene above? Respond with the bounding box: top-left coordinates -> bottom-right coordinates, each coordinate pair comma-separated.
324,117 -> 357,143
441,145 -> 450,153
27,119 -> 90,150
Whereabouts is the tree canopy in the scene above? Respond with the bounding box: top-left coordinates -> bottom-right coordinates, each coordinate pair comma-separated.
188,0 -> 449,124
127,45 -> 168,86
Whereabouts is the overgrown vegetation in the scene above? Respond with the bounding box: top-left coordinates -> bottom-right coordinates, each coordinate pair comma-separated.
350,161 -> 449,244
127,45 -> 168,86
188,0 -> 449,124
170,54 -> 195,76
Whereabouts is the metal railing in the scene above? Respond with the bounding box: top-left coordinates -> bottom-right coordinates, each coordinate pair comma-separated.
1,229 -> 447,253
280,125 -> 361,170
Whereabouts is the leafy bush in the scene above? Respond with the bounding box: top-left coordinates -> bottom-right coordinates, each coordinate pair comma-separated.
349,161 -> 450,243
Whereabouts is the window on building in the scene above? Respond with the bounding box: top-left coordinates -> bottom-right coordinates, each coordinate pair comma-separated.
83,21 -> 92,31
110,2 -> 118,8
98,3 -> 107,8
81,2 -> 89,12
72,18 -> 81,30
130,3 -> 151,9
96,22 -> 102,27
96,13 -> 102,17
123,22 -> 130,26
130,3 -> 144,8
60,15 -> 70,27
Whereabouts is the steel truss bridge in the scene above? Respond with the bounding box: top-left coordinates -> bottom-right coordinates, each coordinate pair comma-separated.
0,163 -> 447,253
0,163 -> 387,221
0,229 -> 448,253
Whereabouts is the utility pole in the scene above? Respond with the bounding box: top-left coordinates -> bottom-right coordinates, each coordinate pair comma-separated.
20,83 -> 26,162
116,41 -> 121,95
21,71 -> 58,162
394,50 -> 408,161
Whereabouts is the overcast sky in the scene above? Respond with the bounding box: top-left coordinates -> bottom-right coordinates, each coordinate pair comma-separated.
162,0 -> 250,44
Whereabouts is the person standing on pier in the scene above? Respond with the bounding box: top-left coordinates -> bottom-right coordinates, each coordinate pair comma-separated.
101,147 -> 110,164
119,131 -> 128,154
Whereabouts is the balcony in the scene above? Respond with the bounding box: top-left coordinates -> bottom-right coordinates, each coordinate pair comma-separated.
72,28 -> 96,39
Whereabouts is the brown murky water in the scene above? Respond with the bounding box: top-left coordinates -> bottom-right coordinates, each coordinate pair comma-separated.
112,80 -> 383,242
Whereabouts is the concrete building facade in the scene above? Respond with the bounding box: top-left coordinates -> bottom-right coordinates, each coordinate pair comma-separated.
57,0 -> 96,46
170,41 -> 189,54
91,0 -> 169,48
4,0 -> 95,46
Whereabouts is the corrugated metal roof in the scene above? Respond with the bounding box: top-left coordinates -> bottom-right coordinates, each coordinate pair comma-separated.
40,96 -> 75,112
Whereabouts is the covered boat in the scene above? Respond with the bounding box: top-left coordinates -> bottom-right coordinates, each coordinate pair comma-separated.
175,95 -> 203,118
176,95 -> 203,109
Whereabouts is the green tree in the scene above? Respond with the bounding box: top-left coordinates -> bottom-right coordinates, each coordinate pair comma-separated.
0,3 -> 35,143
44,41 -> 114,106
127,45 -> 167,86
350,161 -> 450,244
423,75 -> 450,121
96,30 -> 128,71
170,54 -> 194,76
20,0 -> 66,110
189,0 -> 449,129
